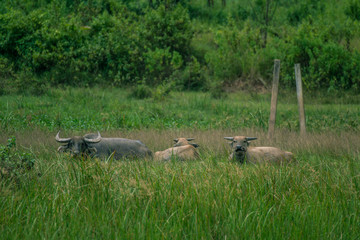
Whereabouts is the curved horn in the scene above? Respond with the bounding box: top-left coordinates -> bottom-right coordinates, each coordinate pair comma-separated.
191,143 -> 199,148
173,139 -> 179,143
186,138 -> 195,141
84,131 -> 102,143
245,137 -> 257,141
224,137 -> 234,141
55,131 -> 71,143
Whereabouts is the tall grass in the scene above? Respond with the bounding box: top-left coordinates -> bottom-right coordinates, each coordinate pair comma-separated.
1,148 -> 360,238
1,128 -> 360,239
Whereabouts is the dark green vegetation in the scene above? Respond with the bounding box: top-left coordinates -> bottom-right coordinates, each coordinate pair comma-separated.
0,136 -> 35,182
1,89 -> 360,239
1,0 -> 360,95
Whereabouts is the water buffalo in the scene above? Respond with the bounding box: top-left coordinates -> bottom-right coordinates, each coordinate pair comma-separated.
56,131 -> 152,159
224,136 -> 293,164
154,138 -> 199,161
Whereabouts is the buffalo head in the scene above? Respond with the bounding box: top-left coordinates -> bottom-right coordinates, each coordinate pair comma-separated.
55,131 -> 102,157
173,138 -> 199,148
224,136 -> 257,162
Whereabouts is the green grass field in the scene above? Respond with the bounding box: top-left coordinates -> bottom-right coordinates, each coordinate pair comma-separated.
1,88 -> 360,132
1,88 -> 360,239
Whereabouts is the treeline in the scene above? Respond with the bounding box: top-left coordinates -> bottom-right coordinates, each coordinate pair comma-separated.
0,0 -> 360,95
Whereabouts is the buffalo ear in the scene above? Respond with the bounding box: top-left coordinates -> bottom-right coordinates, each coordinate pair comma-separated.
87,147 -> 97,156
224,137 -> 234,141
191,143 -> 199,148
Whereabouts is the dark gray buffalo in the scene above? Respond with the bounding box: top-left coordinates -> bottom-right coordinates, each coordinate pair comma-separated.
56,131 -> 152,159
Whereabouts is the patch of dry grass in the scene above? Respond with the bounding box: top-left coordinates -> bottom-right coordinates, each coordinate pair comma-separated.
2,128 -> 359,158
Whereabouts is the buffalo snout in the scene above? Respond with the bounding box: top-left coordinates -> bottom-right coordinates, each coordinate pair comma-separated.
235,145 -> 246,152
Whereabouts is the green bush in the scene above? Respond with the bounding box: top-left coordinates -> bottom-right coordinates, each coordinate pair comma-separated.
0,137 -> 35,182
14,70 -> 49,95
144,47 -> 183,85
0,9 -> 45,70
283,21 -> 360,91
140,4 -> 193,86
204,20 -> 278,85
170,56 -> 206,90
142,4 -> 193,55
209,80 -> 227,99
152,81 -> 173,101
345,0 -> 360,21
286,0 -> 325,25
129,82 -> 153,99
188,2 -> 228,25
0,0 -> 360,93
205,24 -> 245,82
0,57 -> 15,95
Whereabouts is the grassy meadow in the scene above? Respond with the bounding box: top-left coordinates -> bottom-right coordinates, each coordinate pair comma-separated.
1,88 -> 360,239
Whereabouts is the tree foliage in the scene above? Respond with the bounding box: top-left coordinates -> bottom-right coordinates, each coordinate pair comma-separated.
0,0 -> 359,93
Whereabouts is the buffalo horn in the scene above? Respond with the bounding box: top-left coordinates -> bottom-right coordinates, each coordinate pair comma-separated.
186,138 -> 195,141
173,139 -> 179,143
84,131 -> 102,143
191,143 -> 199,148
55,131 -> 71,143
224,137 -> 234,141
245,137 -> 257,141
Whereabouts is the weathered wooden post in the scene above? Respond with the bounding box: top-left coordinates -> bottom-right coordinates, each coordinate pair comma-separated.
295,63 -> 306,136
268,59 -> 280,139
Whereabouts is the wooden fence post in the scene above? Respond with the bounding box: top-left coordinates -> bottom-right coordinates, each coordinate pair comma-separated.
268,59 -> 280,139
295,63 -> 306,136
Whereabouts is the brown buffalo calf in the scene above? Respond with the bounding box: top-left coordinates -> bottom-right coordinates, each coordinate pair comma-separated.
224,136 -> 293,164
154,138 -> 199,161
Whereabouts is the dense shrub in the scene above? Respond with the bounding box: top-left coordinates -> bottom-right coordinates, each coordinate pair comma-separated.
286,0 -> 325,25
345,0 -> 360,21
141,4 -> 193,84
0,137 -> 35,182
0,57 -> 15,95
171,56 -> 206,90
205,23 -> 246,83
86,10 -> 142,86
143,47 -> 182,85
129,80 -> 173,100
142,4 -> 193,56
283,21 -> 360,91
129,82 -> 153,99
204,20 -> 280,86
0,2 -> 195,89
0,9 -> 45,70
0,0 -> 360,93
